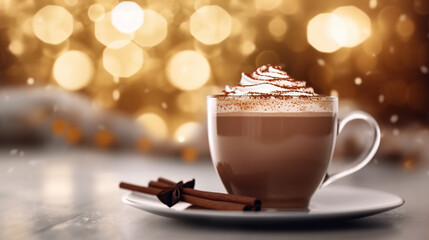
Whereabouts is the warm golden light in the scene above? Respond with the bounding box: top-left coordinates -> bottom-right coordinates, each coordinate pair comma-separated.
240,40 -> 256,55
88,4 -> 105,22
133,9 -> 168,47
167,50 -> 210,91
354,77 -> 362,85
53,51 -> 94,91
308,6 -> 371,52
268,17 -> 288,37
307,13 -> 342,53
111,1 -> 144,34
174,122 -> 202,143
112,89 -> 120,101
32,5 -> 73,45
2,0 -> 427,163
328,14 -> 349,48
369,0 -> 377,9
95,12 -> 134,48
136,113 -> 168,139
330,89 -> 339,97
332,6 -> 371,47
103,42 -> 144,77
27,77 -> 34,85
0,0 -> 10,11
8,40 -> 24,55
190,5 -> 232,45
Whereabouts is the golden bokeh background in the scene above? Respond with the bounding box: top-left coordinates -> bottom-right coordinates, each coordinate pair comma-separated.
0,0 -> 428,164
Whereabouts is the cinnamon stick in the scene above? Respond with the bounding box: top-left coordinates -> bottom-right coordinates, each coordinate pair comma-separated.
120,181 -> 258,211
119,182 -> 161,195
158,177 -> 176,185
154,178 -> 261,208
181,194 -> 251,211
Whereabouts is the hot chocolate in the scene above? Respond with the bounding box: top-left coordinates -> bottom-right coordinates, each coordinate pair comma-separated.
208,65 -> 336,209
207,65 -> 380,210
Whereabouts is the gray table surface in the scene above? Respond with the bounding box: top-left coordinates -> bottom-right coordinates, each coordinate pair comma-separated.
0,148 -> 427,240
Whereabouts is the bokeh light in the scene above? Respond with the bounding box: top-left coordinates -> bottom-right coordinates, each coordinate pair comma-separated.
8,40 -> 24,55
167,50 -> 210,91
332,6 -> 371,47
354,77 -> 362,85
103,42 -> 144,77
307,6 -> 371,52
133,9 -> 168,47
51,118 -> 68,135
390,114 -> 399,123
268,17 -> 288,38
240,40 -> 256,55
32,5 -> 73,45
66,126 -> 83,144
369,0 -> 378,9
95,12 -> 134,48
396,14 -> 415,38
88,4 -> 105,22
112,89 -> 120,101
181,147 -> 198,162
190,5 -> 232,45
53,51 -> 94,91
307,13 -> 342,53
94,129 -> 115,148
111,1 -> 144,34
136,113 -> 168,139
174,122 -> 202,143
27,78 -> 34,85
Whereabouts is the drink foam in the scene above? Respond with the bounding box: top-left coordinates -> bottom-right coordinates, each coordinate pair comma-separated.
211,95 -> 336,113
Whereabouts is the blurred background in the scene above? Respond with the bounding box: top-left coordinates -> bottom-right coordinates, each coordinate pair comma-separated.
0,0 -> 428,168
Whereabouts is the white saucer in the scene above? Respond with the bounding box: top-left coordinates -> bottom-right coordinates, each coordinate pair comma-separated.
122,185 -> 404,223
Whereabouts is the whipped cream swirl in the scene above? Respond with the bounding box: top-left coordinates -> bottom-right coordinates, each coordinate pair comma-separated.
223,65 -> 318,96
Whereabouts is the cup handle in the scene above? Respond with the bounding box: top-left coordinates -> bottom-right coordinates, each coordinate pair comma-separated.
321,111 -> 381,188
